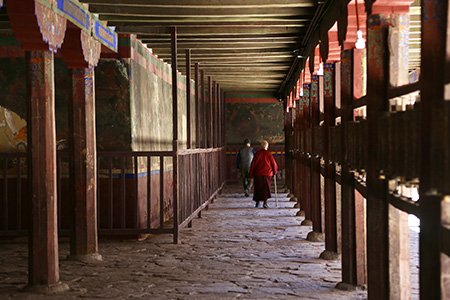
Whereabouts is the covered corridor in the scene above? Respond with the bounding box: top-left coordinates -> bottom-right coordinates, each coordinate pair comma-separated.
2,183 -> 373,299
1,0 -> 450,299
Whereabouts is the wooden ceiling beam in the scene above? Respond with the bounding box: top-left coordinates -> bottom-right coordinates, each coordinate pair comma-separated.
116,26 -> 306,35
151,48 -> 296,55
108,20 -> 309,27
136,33 -> 302,41
141,37 -> 298,44
81,0 -> 316,8
146,42 -> 297,49
89,5 -> 316,17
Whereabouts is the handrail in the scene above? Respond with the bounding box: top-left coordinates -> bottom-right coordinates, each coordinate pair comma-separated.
388,81 -> 421,99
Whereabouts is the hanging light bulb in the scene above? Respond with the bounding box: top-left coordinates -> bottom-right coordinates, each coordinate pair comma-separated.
355,30 -> 366,50
293,100 -> 296,108
317,42 -> 324,76
317,62 -> 324,76
286,106 -> 290,113
354,0 -> 365,50
300,87 -> 304,97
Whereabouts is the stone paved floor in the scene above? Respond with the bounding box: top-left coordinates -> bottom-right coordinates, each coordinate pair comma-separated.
1,184 -> 371,299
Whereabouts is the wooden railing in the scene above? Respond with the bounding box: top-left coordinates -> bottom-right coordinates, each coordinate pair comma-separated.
0,148 -> 226,240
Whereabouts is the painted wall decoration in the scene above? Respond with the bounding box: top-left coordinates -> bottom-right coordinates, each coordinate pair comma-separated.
226,94 -> 285,145
95,59 -> 132,151
35,0 -> 67,52
0,106 -> 27,152
0,57 -> 70,151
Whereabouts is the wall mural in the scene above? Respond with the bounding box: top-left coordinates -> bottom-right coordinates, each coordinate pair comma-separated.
226,101 -> 284,145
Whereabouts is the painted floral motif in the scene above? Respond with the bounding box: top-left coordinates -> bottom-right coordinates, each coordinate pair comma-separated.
324,64 -> 334,98
35,1 -> 67,52
81,19 -> 101,68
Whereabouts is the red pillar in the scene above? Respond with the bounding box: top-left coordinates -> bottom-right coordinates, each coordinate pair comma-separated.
320,63 -> 340,260
25,50 -> 68,292
208,77 -> 213,148
307,75 -> 324,241
195,63 -> 200,148
67,68 -> 101,261
186,49 -> 192,149
201,70 -> 206,148
366,15 -> 390,299
302,79 -> 314,226
337,49 -> 366,290
419,0 -> 450,296
299,84 -> 310,216
171,27 -> 179,244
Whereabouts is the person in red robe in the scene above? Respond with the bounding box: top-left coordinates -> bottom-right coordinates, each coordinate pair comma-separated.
249,140 -> 278,208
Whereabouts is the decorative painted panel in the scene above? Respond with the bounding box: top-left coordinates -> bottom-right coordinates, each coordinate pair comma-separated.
35,0 -> 67,52
81,29 -> 101,68
324,63 -> 335,97
56,0 -> 90,31
94,19 -> 118,52
226,97 -> 284,145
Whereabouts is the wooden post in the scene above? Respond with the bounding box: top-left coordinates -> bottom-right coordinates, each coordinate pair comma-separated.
195,63 -> 200,148
223,91 -> 227,147
201,70 -> 206,149
420,0 -> 450,297
186,49 -> 191,149
25,50 -> 67,291
302,78 -> 315,226
336,49 -> 366,290
67,68 -> 101,262
307,75 -> 324,241
366,15 -> 390,299
171,27 -> 179,244
215,82 -> 219,148
299,84 -> 310,216
320,63 -> 340,260
208,77 -> 213,148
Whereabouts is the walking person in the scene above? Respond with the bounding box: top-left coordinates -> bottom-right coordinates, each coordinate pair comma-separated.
249,140 -> 278,208
236,139 -> 255,197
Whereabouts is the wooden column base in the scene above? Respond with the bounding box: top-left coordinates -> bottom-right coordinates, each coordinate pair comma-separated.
307,231 -> 325,242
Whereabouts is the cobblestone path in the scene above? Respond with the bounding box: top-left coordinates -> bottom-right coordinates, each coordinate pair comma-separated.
0,184 -> 369,299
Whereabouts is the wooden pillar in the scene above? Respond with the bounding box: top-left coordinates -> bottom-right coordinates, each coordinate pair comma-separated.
386,14 -> 412,300
171,27 -> 179,244
201,70 -> 206,149
307,75 -> 324,241
299,84 -> 310,216
67,68 -> 101,262
195,63 -> 200,148
25,50 -> 67,291
320,63 -> 340,260
420,0 -> 450,297
223,91 -> 227,147
294,99 -> 302,212
366,15 -> 389,299
208,77 -> 213,148
302,80 -> 314,226
215,82 -> 219,148
337,49 -> 366,290
186,49 -> 191,149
